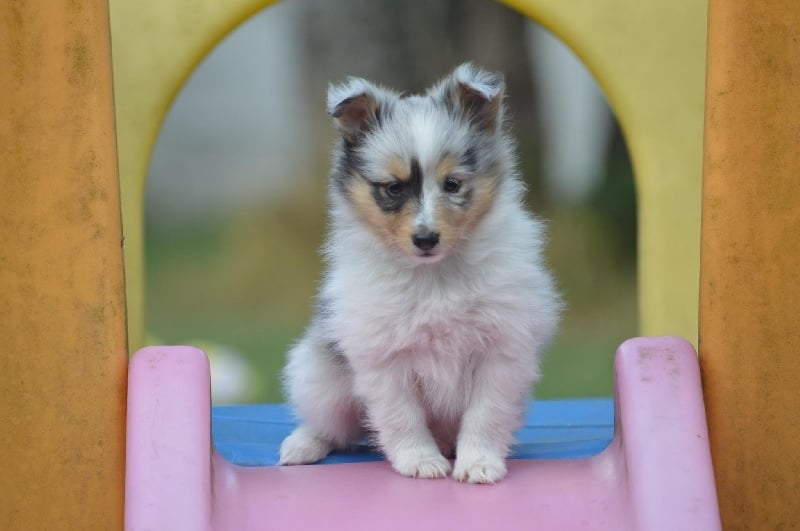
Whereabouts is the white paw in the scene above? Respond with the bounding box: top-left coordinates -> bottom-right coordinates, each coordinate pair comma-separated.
390,447 -> 452,479
453,452 -> 507,484
279,427 -> 333,465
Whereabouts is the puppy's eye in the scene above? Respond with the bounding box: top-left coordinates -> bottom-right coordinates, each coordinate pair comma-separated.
384,181 -> 403,197
443,177 -> 462,193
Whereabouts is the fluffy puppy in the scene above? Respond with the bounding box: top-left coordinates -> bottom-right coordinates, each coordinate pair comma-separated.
279,64 -> 561,484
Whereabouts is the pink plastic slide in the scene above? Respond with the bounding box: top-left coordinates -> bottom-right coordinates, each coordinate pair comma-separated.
125,336 -> 721,530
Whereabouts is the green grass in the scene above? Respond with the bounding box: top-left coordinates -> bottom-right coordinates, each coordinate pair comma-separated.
145,197 -> 637,403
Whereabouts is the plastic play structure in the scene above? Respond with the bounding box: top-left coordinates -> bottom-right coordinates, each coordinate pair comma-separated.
1,0 -> 798,530
126,338 -> 720,530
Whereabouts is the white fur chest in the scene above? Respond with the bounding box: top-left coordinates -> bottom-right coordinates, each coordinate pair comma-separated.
322,237 -> 545,369
325,262 -> 487,363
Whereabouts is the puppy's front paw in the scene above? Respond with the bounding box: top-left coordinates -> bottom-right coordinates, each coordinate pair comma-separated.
453,451 -> 507,484
390,447 -> 452,479
279,426 -> 333,465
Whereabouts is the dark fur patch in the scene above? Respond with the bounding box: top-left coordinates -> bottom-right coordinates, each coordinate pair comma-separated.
368,157 -> 425,214
343,141 -> 363,169
332,140 -> 364,193
371,182 -> 408,213
325,339 -> 345,357
461,146 -> 478,172
408,158 -> 423,198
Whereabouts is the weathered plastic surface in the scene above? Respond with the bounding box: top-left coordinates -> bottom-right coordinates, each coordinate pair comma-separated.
0,2 -> 128,529
125,337 -> 721,531
701,1 -> 800,528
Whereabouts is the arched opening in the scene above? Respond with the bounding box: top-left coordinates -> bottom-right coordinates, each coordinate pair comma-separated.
144,0 -> 637,404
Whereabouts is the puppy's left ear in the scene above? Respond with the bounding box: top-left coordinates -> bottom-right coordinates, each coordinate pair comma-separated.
447,63 -> 505,133
327,78 -> 381,142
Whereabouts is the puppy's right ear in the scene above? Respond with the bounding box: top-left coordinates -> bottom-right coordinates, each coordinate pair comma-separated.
327,78 -> 380,142
446,63 -> 505,133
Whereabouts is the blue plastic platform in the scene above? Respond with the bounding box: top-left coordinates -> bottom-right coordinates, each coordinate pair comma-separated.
212,398 -> 614,467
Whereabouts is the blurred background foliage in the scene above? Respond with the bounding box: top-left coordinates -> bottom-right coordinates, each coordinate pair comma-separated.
144,0 -> 637,404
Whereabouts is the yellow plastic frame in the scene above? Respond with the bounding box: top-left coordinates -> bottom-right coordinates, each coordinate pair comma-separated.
110,0 -> 708,351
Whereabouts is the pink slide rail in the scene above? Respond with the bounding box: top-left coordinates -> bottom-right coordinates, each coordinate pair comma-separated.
125,337 -> 721,530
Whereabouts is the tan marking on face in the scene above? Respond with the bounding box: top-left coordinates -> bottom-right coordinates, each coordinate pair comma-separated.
431,154 -> 476,256
346,178 -> 419,254
435,154 -> 460,180
385,156 -> 409,181
436,173 -> 501,249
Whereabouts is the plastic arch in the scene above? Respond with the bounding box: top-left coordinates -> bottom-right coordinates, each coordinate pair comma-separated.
110,0 -> 707,352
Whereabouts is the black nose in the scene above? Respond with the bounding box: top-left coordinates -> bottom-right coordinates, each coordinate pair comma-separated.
412,231 -> 440,251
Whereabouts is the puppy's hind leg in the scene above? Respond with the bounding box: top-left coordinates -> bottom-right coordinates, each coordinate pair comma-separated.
279,333 -> 361,465
279,424 -> 337,466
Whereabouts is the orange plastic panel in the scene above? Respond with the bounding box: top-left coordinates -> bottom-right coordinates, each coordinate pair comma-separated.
700,1 -> 800,528
0,1 -> 127,529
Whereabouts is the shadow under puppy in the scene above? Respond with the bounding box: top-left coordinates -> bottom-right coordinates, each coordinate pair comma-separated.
279,63 -> 561,484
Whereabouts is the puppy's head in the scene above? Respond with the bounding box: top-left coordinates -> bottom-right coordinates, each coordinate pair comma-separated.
328,64 -> 509,264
